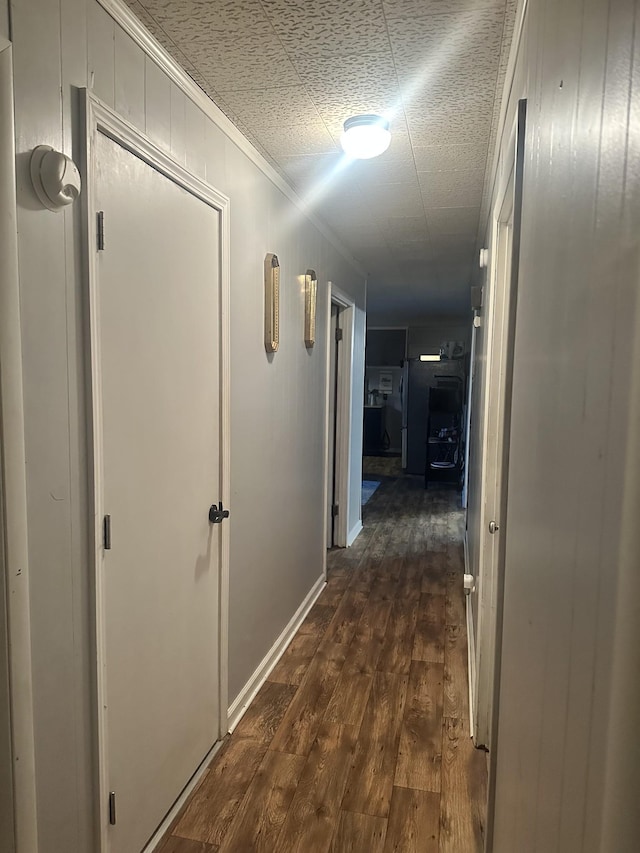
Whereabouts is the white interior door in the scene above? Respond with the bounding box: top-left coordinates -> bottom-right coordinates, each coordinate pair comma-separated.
474,183 -> 514,747
473,101 -> 528,752
95,130 -> 222,853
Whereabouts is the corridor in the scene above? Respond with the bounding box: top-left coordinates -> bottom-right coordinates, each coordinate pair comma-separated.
158,472 -> 486,852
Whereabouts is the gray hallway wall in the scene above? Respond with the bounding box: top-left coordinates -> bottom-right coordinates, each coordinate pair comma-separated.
467,0 -> 640,850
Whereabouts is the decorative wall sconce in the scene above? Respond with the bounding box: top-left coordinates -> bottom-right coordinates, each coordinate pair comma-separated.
264,253 -> 280,353
304,269 -> 317,348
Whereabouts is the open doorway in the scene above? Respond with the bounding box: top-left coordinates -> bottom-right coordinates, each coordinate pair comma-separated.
327,301 -> 341,548
325,286 -> 357,550
363,327 -> 407,492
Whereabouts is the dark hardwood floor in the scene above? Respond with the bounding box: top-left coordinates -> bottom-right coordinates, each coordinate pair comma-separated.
159,470 -> 487,853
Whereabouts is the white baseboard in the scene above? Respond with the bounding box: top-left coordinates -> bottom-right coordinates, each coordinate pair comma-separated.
145,738 -> 224,852
227,574 -> 326,731
464,530 -> 476,738
347,520 -> 363,547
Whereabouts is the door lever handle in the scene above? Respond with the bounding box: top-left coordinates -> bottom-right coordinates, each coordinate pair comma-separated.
209,502 -> 230,524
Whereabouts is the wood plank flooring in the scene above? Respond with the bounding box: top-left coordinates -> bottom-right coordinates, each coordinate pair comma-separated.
160,472 -> 487,853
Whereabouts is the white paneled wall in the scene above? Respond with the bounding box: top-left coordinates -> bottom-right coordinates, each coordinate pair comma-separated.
467,0 -> 640,850
9,1 -> 365,850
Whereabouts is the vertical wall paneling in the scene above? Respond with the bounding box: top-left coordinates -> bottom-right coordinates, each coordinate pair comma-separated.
580,2 -> 638,848
599,16 -> 640,838
11,0 -> 77,847
0,478 -> 14,853
185,99 -> 206,179
114,26 -> 145,130
205,119 -> 227,189
88,1 -> 115,107
466,0 -> 640,850
0,39 -> 38,853
0,1 -> 8,42
169,81 -> 186,166
547,2 -> 612,849
144,56 -> 171,151
0,510 -> 14,853
62,0 -> 88,147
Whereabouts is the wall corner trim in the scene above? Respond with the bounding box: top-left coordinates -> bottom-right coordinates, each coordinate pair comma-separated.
227,575 -> 326,731
95,0 -> 366,279
347,520 -> 363,547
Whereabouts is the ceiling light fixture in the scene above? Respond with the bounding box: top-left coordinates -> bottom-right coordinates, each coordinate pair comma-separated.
419,354 -> 441,362
340,114 -> 391,160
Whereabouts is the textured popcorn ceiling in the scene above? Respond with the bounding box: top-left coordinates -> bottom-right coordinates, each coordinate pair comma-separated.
127,0 -> 517,321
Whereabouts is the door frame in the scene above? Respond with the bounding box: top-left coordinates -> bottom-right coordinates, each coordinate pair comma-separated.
323,284 -> 355,555
82,92 -> 231,851
326,302 -> 339,549
473,166 -> 515,748
474,100 -> 527,751
484,97 -> 527,851
462,317 -> 477,509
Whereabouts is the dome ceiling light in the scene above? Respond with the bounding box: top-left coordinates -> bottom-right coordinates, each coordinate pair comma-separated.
340,114 -> 391,160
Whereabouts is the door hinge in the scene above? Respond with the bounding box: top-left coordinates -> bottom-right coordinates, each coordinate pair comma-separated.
332,504 -> 339,518
103,515 -> 112,550
97,211 -> 105,251
108,791 -> 116,825
335,327 -> 343,342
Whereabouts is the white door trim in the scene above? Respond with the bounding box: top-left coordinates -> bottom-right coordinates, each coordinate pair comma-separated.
324,284 -> 356,552
0,39 -> 39,853
81,91 -> 231,851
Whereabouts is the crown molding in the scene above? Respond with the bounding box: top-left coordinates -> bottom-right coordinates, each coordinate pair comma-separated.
96,0 -> 367,280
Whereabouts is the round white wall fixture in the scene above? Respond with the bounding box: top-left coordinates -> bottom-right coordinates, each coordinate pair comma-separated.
340,114 -> 391,160
30,145 -> 82,212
